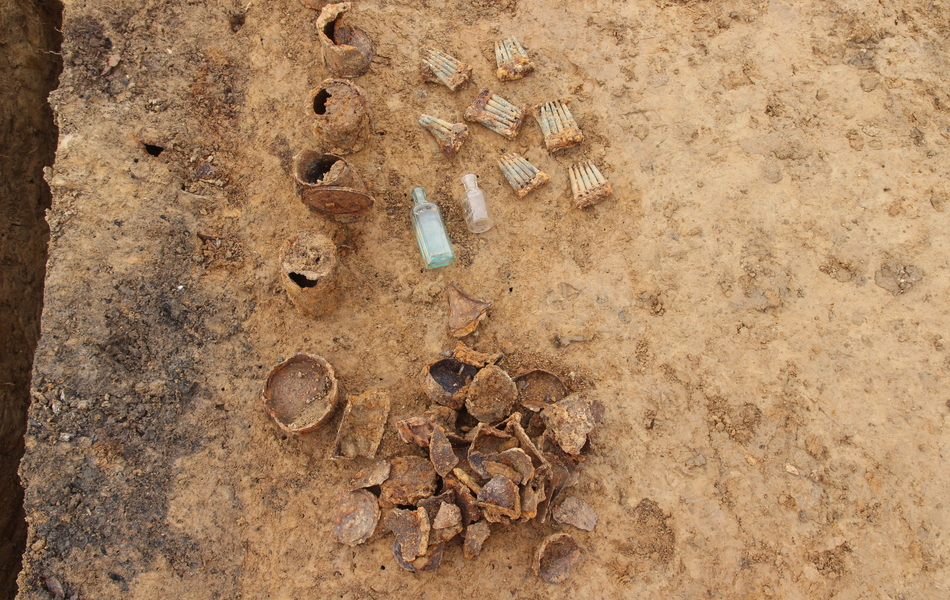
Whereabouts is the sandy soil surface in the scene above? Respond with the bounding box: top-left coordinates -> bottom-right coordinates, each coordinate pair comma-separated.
19,0 -> 950,598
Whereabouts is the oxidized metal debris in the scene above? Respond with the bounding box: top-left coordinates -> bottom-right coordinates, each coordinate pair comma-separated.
397,406 -> 460,447
347,460 -> 391,491
469,423 -> 513,479
519,465 -> 548,521
534,533 -> 582,584
453,341 -> 502,368
262,353 -> 339,434
419,114 -> 469,157
463,521 -> 491,559
311,79 -> 370,155
418,490 -> 456,521
569,160 -> 613,209
430,502 -> 463,544
494,37 -> 533,81
477,475 -> 521,522
552,496 -> 598,532
393,540 -> 443,572
541,392 -> 602,455
331,489 -> 380,546
464,88 -> 526,140
385,507 -> 430,561
466,365 -> 519,424
447,283 -> 492,338
420,358 -> 478,409
380,456 -> 438,506
316,2 -> 374,78
293,150 -> 374,220
443,474 -> 482,525
533,99 -> 584,151
429,425 -> 459,477
332,391 -> 390,459
498,152 -> 549,199
514,369 -> 567,412
495,447 -> 534,482
278,231 -> 341,317
420,48 -> 472,91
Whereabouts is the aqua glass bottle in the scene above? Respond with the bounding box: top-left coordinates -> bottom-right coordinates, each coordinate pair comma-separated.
410,187 -> 456,269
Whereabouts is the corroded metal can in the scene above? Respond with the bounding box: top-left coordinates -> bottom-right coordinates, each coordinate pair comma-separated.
278,231 -> 341,317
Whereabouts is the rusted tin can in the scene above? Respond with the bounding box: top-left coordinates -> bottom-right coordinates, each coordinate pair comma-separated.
317,2 -> 374,78
293,150 -> 374,220
278,231 -> 341,317
262,353 -> 340,434
311,79 -> 371,155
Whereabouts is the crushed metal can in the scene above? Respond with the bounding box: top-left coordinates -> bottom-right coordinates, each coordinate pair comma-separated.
311,79 -> 371,155
292,150 -> 374,221
316,2 -> 374,78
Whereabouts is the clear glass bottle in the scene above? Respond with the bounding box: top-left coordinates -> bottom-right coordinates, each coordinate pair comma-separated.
410,187 -> 456,269
459,174 -> 494,233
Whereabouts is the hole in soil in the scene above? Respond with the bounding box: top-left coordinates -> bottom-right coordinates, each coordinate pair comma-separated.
289,272 -> 319,288
313,88 -> 331,115
1,0 -> 63,597
229,13 -> 246,32
144,143 -> 165,156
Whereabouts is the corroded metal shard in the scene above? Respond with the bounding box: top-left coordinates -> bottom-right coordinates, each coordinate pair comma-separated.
397,406 -> 460,447
393,540 -> 443,572
278,231 -> 341,317
541,392 -> 599,455
443,474 -> 482,524
463,521 -> 491,559
385,507 -> 430,561
519,464 -> 548,521
498,152 -> 549,199
568,160 -> 613,209
464,88 -> 525,140
534,533 -> 582,584
293,151 -> 374,221
421,48 -> 472,91
533,99 -> 584,151
420,357 -> 478,409
429,425 -> 459,477
494,37 -> 533,81
496,447 -> 534,482
419,114 -> 469,157
418,490 -> 456,522
552,496 -> 598,531
477,475 -> 521,521
316,2 -> 374,78
347,460 -> 391,491
311,79 -> 370,155
452,341 -> 502,368
332,391 -> 390,459
380,456 -> 438,506
430,502 -> 463,544
505,415 -> 547,469
448,283 -> 492,338
331,489 -> 380,546
514,369 -> 567,412
262,353 -> 339,434
465,365 -> 518,424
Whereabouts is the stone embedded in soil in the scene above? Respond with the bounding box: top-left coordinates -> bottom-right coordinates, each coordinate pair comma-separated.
463,521 -> 491,559
331,489 -> 380,546
385,507 -> 430,561
534,533 -> 582,584
347,460 -> 391,491
380,456 -> 438,506
476,475 -> 521,521
332,390 -> 390,459
429,425 -> 459,477
541,393 -> 598,455
552,496 -> 598,531
465,364 -> 518,423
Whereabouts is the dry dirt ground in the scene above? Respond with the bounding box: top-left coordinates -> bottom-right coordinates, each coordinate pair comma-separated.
18,0 -> 950,598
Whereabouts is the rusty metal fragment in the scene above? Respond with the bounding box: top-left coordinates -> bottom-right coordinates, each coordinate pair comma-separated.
429,425 -> 459,477
419,114 -> 469,157
505,416 -> 548,468
385,507 -> 430,561
447,283 -> 492,338
316,2 -> 374,78
533,99 -> 584,151
469,423 -> 513,478
332,391 -> 390,459
464,88 -> 525,140
380,456 -> 438,506
568,160 -> 613,209
552,496 -> 598,531
443,474 -> 482,524
397,406 -> 460,446
262,353 -> 339,434
331,489 -> 380,546
496,447 -> 534,482
311,79 -> 370,155
463,521 -> 491,559
494,37 -> 533,81
421,48 -> 472,91
278,231 -> 341,317
465,366 -> 518,424
519,465 -> 548,521
347,460 -> 391,491
393,540 -> 444,572
452,341 -> 502,368
477,475 -> 521,521
534,533 -> 582,584
293,150 -> 373,220
514,369 -> 567,412
541,393 -> 599,455
417,490 -> 456,522
419,358 -> 478,409
430,502 -> 463,544
498,152 -> 549,199
451,468 -> 484,496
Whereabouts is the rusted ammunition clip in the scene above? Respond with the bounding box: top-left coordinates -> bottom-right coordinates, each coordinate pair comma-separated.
533,99 -> 584,151
316,2 -> 374,78
568,161 -> 613,208
311,79 -> 370,155
498,153 -> 549,199
494,37 -> 533,81
464,88 -> 525,140
293,150 -> 374,221
421,48 -> 473,92
419,114 -> 469,157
